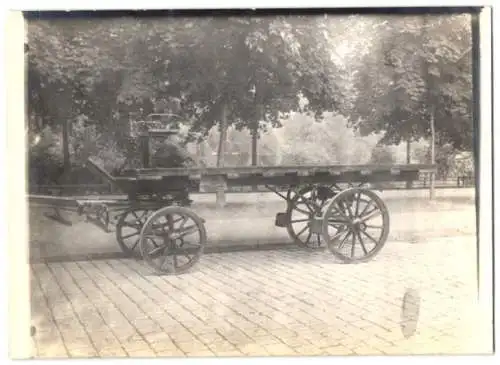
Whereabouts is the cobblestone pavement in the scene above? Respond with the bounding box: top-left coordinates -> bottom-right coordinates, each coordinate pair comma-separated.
30,235 -> 491,358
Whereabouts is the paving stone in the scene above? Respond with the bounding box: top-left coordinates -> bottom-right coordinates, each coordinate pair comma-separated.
30,236 -> 488,358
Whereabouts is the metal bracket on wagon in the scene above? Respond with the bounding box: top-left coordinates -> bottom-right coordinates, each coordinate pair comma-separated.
77,201 -> 113,233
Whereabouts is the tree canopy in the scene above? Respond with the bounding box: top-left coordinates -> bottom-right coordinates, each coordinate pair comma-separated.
28,15 -> 345,136
348,14 -> 473,151
26,11 -> 475,178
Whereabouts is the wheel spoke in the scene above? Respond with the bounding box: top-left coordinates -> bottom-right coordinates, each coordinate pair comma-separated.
355,192 -> 362,216
122,231 -> 139,240
358,200 -> 375,218
176,216 -> 188,228
328,221 -> 347,229
360,209 -> 381,223
143,233 -> 164,241
337,230 -> 352,250
356,230 -> 369,255
329,228 -> 348,241
365,224 -> 384,229
350,231 -> 356,257
296,225 -> 309,237
149,244 -> 168,256
136,210 -> 148,221
173,224 -> 199,239
290,202 -> 310,216
290,218 -> 310,224
330,183 -> 338,191
131,239 -> 139,251
345,197 -> 355,219
304,230 -> 312,244
151,221 -> 171,230
328,218 -> 350,224
333,204 -> 350,221
360,229 -> 380,246
296,195 -> 315,213
122,222 -> 142,229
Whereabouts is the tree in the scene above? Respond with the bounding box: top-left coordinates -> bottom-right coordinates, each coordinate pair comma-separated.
27,18 -> 127,174
102,16 -> 345,165
26,13 -> 350,193
348,13 -> 473,151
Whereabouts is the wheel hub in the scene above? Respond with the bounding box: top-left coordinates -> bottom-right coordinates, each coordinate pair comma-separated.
349,218 -> 366,232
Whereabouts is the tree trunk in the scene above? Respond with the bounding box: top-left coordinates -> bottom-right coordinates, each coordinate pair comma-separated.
251,122 -> 258,166
251,86 -> 263,167
198,141 -> 206,166
56,87 -> 72,186
406,140 -> 411,164
216,105 -> 228,168
405,139 -> 412,188
419,14 -> 435,200
429,108 -> 436,200
216,104 -> 228,207
62,119 -> 70,172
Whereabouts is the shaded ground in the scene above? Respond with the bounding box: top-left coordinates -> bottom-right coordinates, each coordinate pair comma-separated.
28,189 -> 476,261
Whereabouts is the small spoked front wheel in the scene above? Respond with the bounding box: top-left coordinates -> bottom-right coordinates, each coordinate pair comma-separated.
139,206 -> 207,275
322,187 -> 390,263
116,208 -> 153,257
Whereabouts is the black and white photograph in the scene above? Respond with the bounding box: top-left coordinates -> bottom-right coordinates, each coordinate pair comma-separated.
6,4 -> 494,359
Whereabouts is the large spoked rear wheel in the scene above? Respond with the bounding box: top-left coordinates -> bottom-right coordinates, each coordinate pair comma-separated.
322,187 -> 390,263
116,208 -> 153,257
139,206 -> 207,275
286,185 -> 335,249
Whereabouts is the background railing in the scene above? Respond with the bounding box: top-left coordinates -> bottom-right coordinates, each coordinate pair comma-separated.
28,172 -> 475,197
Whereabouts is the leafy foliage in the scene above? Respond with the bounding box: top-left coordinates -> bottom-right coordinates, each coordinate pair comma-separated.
27,15 -> 348,171
370,145 -> 396,164
279,113 -> 379,165
26,12 -> 474,182
348,14 -> 473,151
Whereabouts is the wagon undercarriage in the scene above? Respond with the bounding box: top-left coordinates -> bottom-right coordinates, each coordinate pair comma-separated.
29,158 -> 435,275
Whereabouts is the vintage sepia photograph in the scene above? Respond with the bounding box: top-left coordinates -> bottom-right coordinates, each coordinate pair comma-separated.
13,5 -> 493,359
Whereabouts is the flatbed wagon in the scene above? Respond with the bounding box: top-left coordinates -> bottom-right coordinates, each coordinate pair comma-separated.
29,157 -> 435,275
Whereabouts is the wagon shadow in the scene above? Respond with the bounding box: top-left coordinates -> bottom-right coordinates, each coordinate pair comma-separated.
133,245 -> 394,279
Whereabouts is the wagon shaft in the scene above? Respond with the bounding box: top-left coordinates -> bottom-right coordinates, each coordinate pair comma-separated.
28,194 -> 132,232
